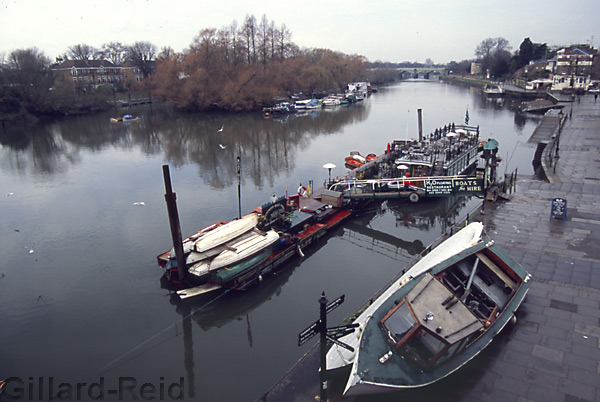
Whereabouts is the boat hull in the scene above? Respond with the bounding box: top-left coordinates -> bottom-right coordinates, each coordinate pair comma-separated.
194,213 -> 259,253
190,230 -> 280,276
326,222 -> 485,371
341,232 -> 532,395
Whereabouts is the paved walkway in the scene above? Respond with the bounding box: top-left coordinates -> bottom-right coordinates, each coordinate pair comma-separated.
257,95 -> 600,402
468,94 -> 600,402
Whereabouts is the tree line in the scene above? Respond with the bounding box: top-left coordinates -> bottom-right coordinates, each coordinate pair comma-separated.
448,37 -> 551,79
0,14 -> 368,119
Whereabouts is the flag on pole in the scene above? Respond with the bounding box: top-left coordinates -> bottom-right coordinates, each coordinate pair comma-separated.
465,106 -> 470,125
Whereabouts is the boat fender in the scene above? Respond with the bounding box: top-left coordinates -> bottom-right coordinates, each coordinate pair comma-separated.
409,192 -> 420,203
258,274 -> 263,282
297,245 -> 305,258
378,351 -> 393,364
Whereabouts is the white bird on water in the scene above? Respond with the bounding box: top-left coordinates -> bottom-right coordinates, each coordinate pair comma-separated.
217,125 -> 224,132
219,144 -> 227,149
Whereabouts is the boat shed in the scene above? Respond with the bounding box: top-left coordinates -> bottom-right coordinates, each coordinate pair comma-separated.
320,189 -> 344,207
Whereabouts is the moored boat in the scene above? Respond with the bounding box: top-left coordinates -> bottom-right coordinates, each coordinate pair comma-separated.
344,151 -> 366,169
110,114 -> 140,122
391,124 -> 482,179
295,99 -> 321,109
328,222 -> 532,395
328,122 -> 495,203
159,188 -> 359,298
322,96 -> 341,107
263,102 -> 296,115
194,213 -> 259,253
189,230 -> 280,277
483,84 -> 504,95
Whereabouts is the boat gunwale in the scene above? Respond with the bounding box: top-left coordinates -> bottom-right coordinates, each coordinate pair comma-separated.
350,241 -> 532,393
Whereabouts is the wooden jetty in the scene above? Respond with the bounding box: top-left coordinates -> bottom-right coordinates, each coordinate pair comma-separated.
519,99 -> 561,113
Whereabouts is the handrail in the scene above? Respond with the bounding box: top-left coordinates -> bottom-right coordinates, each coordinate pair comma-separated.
328,174 -> 476,190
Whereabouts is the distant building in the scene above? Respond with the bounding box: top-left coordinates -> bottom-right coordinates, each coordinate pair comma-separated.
119,60 -> 146,86
470,62 -> 482,76
551,45 -> 598,91
51,59 -> 152,91
52,59 -> 122,90
510,60 -> 554,89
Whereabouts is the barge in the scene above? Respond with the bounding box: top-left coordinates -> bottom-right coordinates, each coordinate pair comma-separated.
330,123 -> 499,202
158,193 -> 358,299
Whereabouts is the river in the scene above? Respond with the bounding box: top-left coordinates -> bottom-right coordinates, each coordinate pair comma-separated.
0,81 -> 541,401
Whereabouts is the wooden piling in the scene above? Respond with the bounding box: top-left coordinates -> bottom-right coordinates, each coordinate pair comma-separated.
418,108 -> 423,142
162,165 -> 187,281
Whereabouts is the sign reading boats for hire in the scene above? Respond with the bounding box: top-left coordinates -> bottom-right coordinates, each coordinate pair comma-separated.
453,178 -> 484,195
425,178 -> 484,196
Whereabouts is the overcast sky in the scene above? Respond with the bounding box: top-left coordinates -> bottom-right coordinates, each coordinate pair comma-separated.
1,0 -> 598,63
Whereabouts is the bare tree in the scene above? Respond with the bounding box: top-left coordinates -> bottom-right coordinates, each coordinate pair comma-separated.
257,14 -> 273,65
227,21 -> 240,67
67,43 -> 96,60
157,46 -> 175,61
240,15 -> 257,64
190,29 -> 218,70
275,24 -> 293,61
99,42 -> 127,65
126,41 -> 157,77
475,37 -> 512,77
6,47 -> 53,113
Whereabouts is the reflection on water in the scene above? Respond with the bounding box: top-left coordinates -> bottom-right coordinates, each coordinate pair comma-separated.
0,103 -> 370,189
0,82 -> 544,401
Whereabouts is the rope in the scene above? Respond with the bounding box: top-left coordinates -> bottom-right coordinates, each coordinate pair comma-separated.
96,288 -> 231,374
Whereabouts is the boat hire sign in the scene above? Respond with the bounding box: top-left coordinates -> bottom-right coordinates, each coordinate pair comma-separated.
426,178 -> 484,197
425,179 -> 453,196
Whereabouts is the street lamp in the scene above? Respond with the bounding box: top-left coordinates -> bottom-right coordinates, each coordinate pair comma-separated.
323,163 -> 336,185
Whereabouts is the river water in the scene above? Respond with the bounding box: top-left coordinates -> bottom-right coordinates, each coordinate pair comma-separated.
0,81 -> 541,401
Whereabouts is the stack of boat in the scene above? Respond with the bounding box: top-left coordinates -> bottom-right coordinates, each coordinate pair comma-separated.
344,152 -> 377,169
159,213 -> 280,284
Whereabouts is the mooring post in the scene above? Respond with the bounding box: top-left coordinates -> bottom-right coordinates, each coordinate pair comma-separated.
163,165 -> 187,281
319,292 -> 328,402
417,108 -> 423,142
237,156 -> 242,219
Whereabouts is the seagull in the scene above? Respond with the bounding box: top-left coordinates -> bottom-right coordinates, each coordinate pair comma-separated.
219,144 -> 227,149
133,201 -> 145,206
217,125 -> 224,132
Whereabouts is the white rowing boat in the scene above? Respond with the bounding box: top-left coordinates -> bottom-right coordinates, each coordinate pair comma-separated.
190,230 -> 280,277
193,213 -> 259,253
185,231 -> 254,265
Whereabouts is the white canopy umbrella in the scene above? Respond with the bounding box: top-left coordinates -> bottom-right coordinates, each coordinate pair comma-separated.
323,163 -> 336,182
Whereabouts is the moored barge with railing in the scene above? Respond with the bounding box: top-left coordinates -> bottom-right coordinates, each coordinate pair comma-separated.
329,123 -> 499,203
